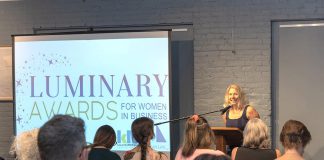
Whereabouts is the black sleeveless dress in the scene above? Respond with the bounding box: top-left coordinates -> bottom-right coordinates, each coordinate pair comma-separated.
225,105 -> 249,131
224,105 -> 249,155
235,147 -> 277,160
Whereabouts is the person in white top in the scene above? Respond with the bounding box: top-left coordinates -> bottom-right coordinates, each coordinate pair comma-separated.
175,115 -> 225,160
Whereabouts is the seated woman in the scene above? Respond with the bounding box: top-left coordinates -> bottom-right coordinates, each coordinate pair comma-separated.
175,115 -> 224,160
9,128 -> 40,160
277,120 -> 311,160
123,117 -> 168,160
88,125 -> 121,160
231,118 -> 281,160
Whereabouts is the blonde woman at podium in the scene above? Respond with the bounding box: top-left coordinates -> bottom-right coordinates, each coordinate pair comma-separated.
175,115 -> 225,160
221,84 -> 260,131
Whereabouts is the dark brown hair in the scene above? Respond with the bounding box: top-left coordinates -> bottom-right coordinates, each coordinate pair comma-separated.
280,120 -> 311,149
92,125 -> 116,149
182,116 -> 215,157
131,117 -> 154,160
194,154 -> 231,160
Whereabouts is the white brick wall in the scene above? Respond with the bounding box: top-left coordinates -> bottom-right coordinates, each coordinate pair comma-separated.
1,0 -> 324,159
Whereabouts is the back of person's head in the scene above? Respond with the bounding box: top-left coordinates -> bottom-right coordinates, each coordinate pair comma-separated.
9,128 -> 40,160
182,115 -> 215,157
37,115 -> 86,160
194,154 -> 231,160
224,84 -> 248,107
243,118 -> 270,149
280,119 -> 311,149
131,117 -> 154,160
92,125 -> 116,149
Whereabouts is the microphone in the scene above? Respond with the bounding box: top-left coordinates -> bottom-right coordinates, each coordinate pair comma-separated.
154,105 -> 232,126
220,105 -> 232,115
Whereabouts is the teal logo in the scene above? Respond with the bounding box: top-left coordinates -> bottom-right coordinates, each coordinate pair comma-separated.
117,126 -> 166,143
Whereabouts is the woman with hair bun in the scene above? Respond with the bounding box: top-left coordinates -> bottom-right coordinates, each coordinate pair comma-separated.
277,120 -> 311,160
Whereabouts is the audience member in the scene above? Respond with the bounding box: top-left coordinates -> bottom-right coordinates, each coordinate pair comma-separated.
9,128 -> 40,160
194,154 -> 231,160
123,117 -> 168,160
277,120 -> 311,160
175,115 -> 224,160
231,118 -> 281,160
37,115 -> 88,160
88,125 -> 121,160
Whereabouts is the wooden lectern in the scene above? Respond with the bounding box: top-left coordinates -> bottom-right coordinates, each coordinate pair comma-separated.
211,127 -> 243,153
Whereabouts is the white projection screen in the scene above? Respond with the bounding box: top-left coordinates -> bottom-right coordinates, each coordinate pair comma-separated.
13,31 -> 171,154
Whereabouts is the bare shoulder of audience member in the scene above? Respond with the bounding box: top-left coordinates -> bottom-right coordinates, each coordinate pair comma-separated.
277,119 -> 311,160
9,128 -> 40,160
194,154 -> 231,160
37,114 -> 88,160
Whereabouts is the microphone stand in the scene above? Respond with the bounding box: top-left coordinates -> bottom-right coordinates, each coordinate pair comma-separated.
154,107 -> 226,126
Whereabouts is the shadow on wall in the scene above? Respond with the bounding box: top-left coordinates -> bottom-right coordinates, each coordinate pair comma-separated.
311,146 -> 324,160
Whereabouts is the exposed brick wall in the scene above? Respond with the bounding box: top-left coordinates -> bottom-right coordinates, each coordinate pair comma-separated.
1,0 -> 324,159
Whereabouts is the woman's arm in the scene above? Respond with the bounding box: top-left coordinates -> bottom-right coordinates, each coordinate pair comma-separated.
231,147 -> 238,160
222,114 -> 226,124
246,106 -> 260,119
175,148 -> 182,160
275,149 -> 281,158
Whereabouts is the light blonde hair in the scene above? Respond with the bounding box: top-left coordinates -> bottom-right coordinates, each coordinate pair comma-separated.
10,128 -> 40,160
224,84 -> 248,109
182,116 -> 215,157
242,118 -> 270,149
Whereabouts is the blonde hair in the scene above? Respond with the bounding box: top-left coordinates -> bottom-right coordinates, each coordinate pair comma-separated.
182,116 -> 215,157
10,128 -> 40,160
242,118 -> 270,149
224,84 -> 248,109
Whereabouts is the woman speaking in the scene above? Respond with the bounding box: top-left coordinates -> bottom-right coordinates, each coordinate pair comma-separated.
221,84 -> 260,131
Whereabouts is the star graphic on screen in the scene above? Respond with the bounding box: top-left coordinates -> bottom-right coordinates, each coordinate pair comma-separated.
17,116 -> 22,124
48,59 -> 53,65
16,80 -> 22,86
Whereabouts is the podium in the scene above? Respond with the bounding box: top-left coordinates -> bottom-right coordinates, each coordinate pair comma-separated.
211,127 -> 243,153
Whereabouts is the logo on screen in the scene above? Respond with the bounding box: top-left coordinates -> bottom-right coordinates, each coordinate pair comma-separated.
116,126 -> 166,144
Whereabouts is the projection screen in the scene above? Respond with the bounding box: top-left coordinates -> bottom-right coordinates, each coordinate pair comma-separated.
13,31 -> 171,153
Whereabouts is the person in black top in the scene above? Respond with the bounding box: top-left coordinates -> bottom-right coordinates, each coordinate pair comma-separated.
88,125 -> 121,160
194,153 -> 231,160
221,84 -> 260,131
221,84 -> 260,154
231,118 -> 281,160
